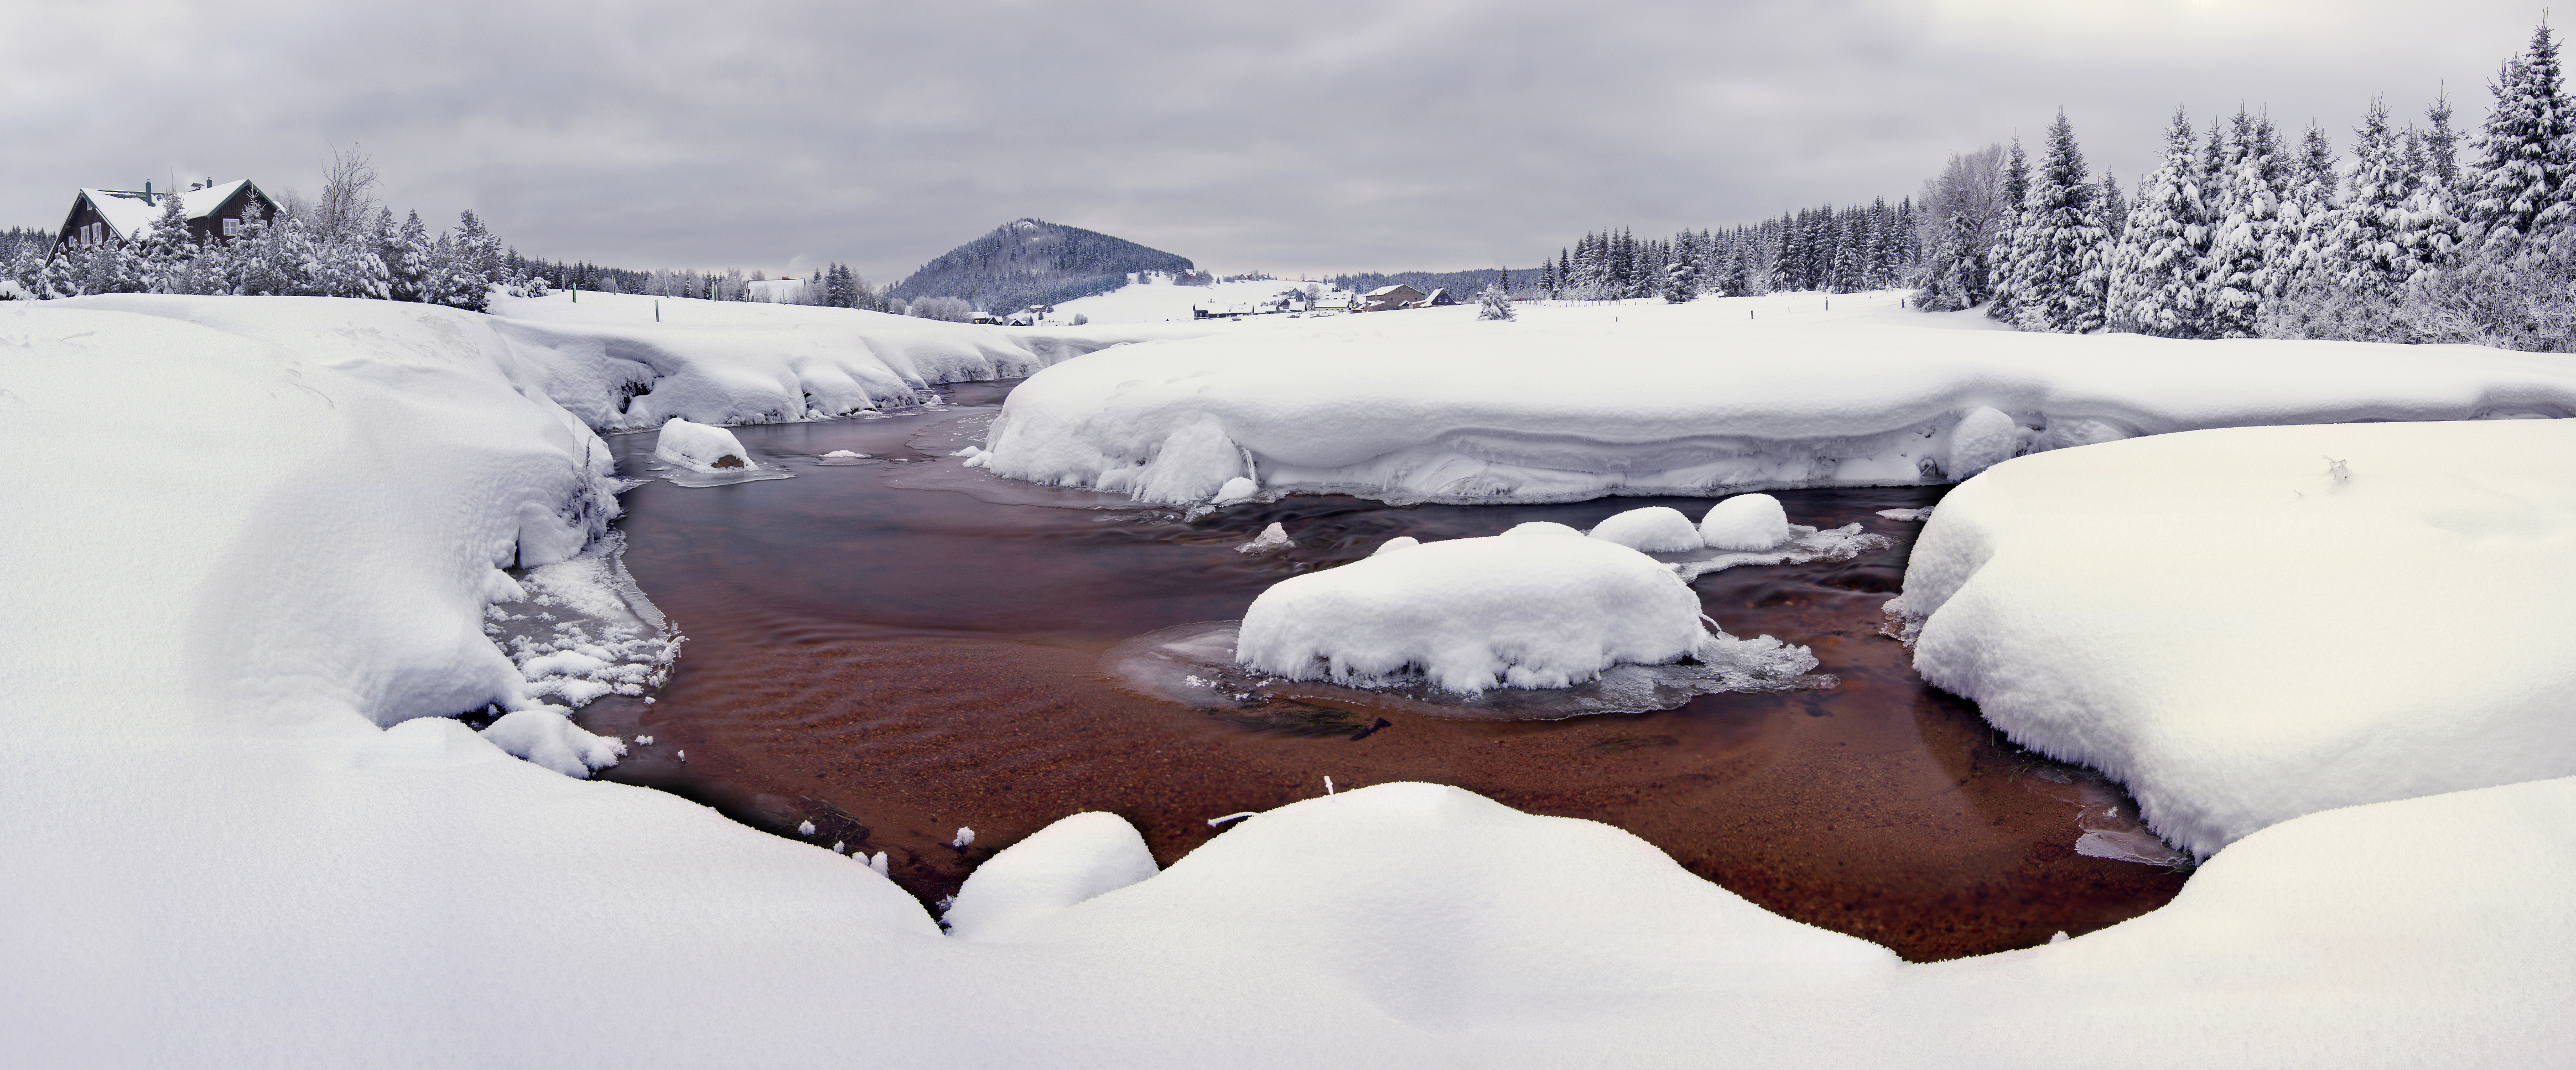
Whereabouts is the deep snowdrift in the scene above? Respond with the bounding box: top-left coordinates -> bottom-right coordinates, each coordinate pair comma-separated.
7,293 -> 2575,1067
974,291 -> 2576,505
1889,417 -> 2576,856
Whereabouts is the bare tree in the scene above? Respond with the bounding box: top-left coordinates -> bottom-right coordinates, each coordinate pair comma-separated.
1911,145 -> 2009,310
313,146 -> 381,245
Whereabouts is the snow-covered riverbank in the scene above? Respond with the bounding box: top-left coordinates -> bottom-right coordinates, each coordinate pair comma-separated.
3,292 -> 2571,1067
976,290 -> 2576,505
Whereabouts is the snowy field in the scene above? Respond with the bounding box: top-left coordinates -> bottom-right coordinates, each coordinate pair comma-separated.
4,291 -> 2574,1066
978,289 -> 2576,505
1048,273 -> 1329,324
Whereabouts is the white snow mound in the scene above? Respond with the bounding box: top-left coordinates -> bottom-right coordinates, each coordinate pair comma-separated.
479,708 -> 627,777
1235,521 -> 1709,694
1890,418 -> 2576,856
653,417 -> 752,472
1587,506 -> 1704,552
943,812 -> 1161,941
1699,494 -> 1790,550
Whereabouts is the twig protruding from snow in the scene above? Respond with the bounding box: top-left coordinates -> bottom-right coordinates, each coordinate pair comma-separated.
1207,812 -> 1258,828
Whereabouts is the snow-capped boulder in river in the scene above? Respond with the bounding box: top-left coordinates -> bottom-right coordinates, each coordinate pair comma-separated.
1699,494 -> 1790,550
1235,521 -> 1710,694
1587,506 -> 1705,552
653,417 -> 752,471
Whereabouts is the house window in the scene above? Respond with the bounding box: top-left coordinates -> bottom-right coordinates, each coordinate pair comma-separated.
222,217 -> 240,237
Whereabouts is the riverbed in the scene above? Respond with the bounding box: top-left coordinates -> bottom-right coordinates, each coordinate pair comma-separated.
574,381 -> 2187,962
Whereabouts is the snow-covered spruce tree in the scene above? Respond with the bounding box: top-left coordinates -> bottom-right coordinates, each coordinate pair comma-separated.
2106,108 -> 2209,336
2098,170 -> 2128,242
1477,281 -> 1516,319
1661,257 -> 1701,303
2461,22 -> 2576,255
2004,112 -> 2111,333
432,210 -> 502,311
2333,99 -> 2422,304
135,187 -> 195,294
313,220 -> 393,299
2201,111 -> 2287,339
2402,22 -> 2576,351
2259,123 -> 2358,340
1985,137 -> 2031,321
385,210 -> 431,302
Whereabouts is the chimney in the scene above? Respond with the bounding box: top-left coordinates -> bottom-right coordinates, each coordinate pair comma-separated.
144,181 -> 154,204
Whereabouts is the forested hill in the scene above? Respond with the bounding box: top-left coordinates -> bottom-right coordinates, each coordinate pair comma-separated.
1329,268 -> 1538,297
889,219 -> 1194,313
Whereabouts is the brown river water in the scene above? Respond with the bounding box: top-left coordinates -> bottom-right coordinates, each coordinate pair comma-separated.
574,381 -> 2188,963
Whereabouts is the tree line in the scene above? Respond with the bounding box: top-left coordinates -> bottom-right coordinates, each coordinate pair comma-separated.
1536,200 -> 1923,302
1921,20 -> 2576,350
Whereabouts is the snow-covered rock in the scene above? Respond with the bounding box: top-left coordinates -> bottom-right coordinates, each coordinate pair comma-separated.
1211,475 -> 1260,506
943,812 -> 1161,941
653,417 -> 753,471
1698,493 -> 1790,550
1235,521 -> 1710,693
479,708 -> 626,777
970,292 -> 2576,505
1586,506 -> 1704,551
1891,417 -> 2576,856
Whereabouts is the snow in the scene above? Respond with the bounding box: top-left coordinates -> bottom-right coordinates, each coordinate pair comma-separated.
79,180 -> 250,238
8,290 -> 2576,1066
973,289 -> 2576,505
480,707 -> 626,777
1698,492 -> 1791,549
652,416 -> 752,471
1233,521 -> 1292,553
1234,521 -> 1720,694
1047,276 -> 1333,325
486,289 -> 1180,429
1888,417 -> 2576,856
1585,505 -> 1703,551
942,812 -> 1161,941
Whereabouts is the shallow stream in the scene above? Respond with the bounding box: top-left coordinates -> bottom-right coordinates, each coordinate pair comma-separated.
575,380 -> 2188,962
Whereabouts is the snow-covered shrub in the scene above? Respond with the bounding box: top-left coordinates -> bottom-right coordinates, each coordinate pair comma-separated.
911,296 -> 977,322
1476,283 -> 1515,321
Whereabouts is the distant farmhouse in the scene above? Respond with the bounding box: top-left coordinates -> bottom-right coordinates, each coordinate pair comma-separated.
1353,284 -> 1458,313
54,179 -> 278,257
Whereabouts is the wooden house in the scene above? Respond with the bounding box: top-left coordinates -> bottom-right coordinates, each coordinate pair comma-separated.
54,179 -> 279,257
1353,284 -> 1424,313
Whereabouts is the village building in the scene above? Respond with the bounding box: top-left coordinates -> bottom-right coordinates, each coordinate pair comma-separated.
1353,284 -> 1424,313
1351,284 -> 1461,313
54,179 -> 279,257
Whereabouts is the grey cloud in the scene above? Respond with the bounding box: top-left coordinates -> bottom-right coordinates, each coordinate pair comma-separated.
1,0 -> 2552,280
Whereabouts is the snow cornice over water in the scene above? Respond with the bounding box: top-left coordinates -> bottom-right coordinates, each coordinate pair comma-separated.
2,290 -> 2572,1066
974,290 -> 2576,506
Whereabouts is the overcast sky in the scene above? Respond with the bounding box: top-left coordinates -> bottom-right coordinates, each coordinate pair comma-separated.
3,1 -> 2555,281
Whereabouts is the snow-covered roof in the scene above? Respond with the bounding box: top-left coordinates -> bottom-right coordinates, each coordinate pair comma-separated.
79,180 -> 251,239
1363,284 -> 1414,297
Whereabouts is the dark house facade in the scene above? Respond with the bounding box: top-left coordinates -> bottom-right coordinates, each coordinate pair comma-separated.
54,179 -> 279,258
